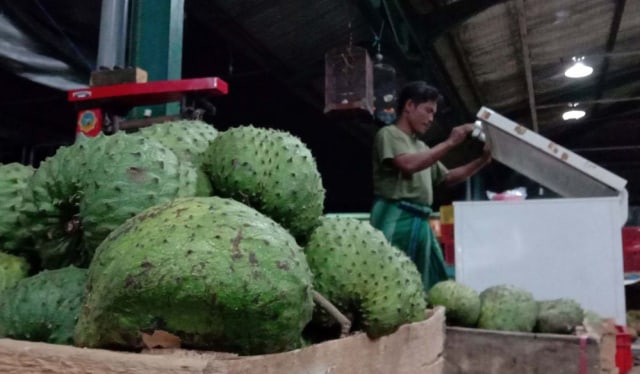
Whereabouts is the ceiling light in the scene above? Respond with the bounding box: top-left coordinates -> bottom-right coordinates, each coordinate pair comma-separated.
562,109 -> 586,121
564,57 -> 593,78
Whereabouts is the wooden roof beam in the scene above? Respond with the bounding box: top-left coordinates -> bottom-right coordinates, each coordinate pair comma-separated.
592,0 -> 627,116
514,0 -> 538,132
430,0 -> 483,109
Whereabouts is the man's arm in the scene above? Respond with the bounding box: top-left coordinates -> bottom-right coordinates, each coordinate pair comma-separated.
392,124 -> 475,175
392,140 -> 454,175
441,150 -> 491,187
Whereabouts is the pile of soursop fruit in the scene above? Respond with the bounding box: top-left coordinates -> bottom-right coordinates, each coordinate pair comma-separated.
427,280 -> 598,335
0,120 -> 427,355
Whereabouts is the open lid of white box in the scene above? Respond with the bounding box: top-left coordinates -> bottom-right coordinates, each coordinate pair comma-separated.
476,106 -> 628,198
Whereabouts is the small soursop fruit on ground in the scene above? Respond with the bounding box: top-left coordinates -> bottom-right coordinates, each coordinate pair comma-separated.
74,197 -> 314,355
133,120 -> 219,196
304,217 -> 426,339
0,163 -> 34,253
202,125 -> 325,242
535,298 -> 584,334
428,280 -> 481,327
0,252 -> 29,292
477,284 -> 538,332
26,133 -> 199,269
0,266 -> 87,345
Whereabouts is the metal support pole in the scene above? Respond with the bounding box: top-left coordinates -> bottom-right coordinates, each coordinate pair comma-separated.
97,0 -> 129,69
128,0 -> 184,117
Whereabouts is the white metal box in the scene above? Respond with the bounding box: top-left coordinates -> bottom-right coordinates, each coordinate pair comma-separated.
454,107 -> 628,324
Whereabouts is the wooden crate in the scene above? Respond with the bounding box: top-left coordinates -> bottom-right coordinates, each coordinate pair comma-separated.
0,307 -> 445,374
444,322 -> 618,374
90,67 -> 148,86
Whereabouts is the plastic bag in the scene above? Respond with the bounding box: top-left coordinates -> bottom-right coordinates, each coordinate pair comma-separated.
486,187 -> 527,201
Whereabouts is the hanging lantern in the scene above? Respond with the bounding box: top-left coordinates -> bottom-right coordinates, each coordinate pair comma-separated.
373,53 -> 397,125
324,45 -> 374,116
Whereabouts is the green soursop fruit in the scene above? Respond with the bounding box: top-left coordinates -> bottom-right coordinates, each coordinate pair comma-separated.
428,280 -> 481,327
194,168 -> 213,196
0,163 -> 35,253
0,266 -> 87,345
74,197 -> 314,355
133,120 -> 218,196
202,126 -> 325,242
134,120 -> 218,166
477,285 -> 538,332
26,144 -> 86,268
27,133 -> 198,269
535,298 -> 584,334
0,252 -> 29,292
304,217 -> 426,338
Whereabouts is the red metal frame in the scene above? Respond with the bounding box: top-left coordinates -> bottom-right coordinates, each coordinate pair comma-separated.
68,77 -> 229,137
68,77 -> 228,107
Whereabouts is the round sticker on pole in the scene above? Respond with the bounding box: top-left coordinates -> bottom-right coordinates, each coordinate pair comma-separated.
76,109 -> 103,137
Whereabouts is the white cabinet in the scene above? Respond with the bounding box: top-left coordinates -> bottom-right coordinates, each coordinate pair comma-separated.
455,108 -> 628,324
454,197 -> 626,323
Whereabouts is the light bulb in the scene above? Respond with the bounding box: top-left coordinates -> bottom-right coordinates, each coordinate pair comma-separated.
562,109 -> 586,120
564,61 -> 593,78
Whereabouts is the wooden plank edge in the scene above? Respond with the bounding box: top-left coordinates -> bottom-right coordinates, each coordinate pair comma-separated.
0,307 -> 445,374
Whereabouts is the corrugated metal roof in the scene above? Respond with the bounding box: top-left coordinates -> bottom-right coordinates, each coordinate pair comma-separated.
212,0 -> 373,69
455,3 -> 525,110
435,0 -> 640,130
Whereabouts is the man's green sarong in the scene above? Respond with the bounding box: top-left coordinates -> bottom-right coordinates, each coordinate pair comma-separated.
370,198 -> 449,291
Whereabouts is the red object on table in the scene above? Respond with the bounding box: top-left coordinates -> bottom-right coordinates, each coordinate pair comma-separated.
440,223 -> 455,265
622,227 -> 640,272
615,325 -> 632,374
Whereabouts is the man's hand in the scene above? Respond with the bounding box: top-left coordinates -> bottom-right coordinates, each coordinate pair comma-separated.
447,124 -> 475,147
481,143 -> 492,164
442,143 -> 492,187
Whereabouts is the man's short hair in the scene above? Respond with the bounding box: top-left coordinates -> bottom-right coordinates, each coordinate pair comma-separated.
396,81 -> 442,114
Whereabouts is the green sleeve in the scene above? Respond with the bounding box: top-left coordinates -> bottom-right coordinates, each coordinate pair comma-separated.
375,127 -> 410,162
432,161 -> 449,185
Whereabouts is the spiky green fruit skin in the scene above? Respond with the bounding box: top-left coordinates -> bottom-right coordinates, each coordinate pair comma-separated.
0,266 -> 87,345
0,252 -> 29,292
535,298 -> 584,334
195,168 -> 214,196
304,217 -> 426,338
133,120 -> 218,197
80,133 -> 198,250
74,197 -> 314,355
428,280 -> 481,327
134,120 -> 218,166
0,163 -> 35,253
26,133 -> 198,269
477,285 -> 538,332
26,144 -> 86,268
202,126 -> 325,242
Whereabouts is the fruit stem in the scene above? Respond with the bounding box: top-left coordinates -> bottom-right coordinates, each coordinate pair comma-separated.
312,290 -> 351,338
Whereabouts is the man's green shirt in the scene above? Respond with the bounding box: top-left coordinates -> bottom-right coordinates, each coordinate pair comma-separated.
372,125 -> 448,206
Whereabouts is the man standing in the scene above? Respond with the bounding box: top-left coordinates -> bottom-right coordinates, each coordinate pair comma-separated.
370,81 -> 490,291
